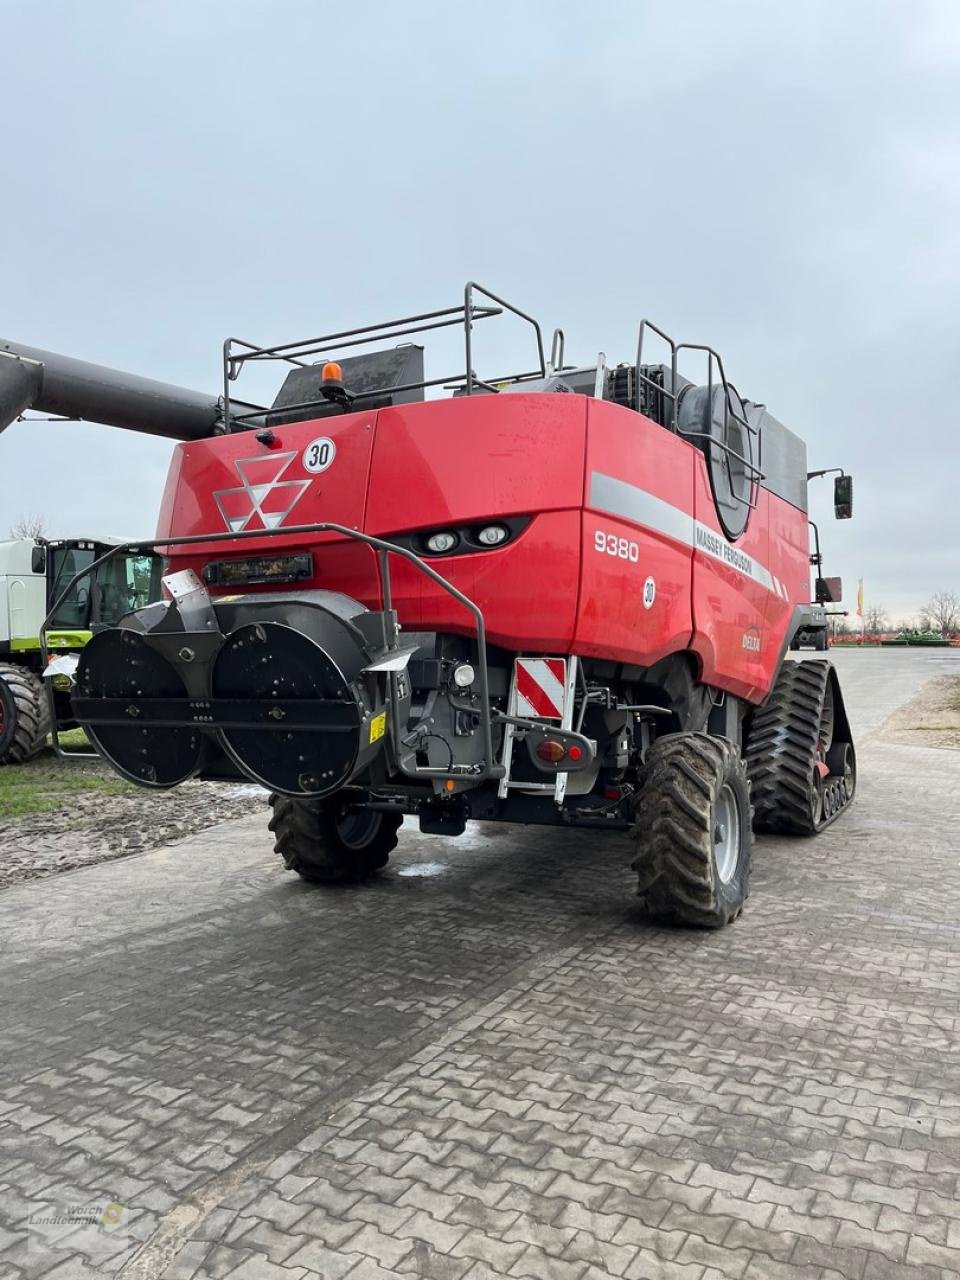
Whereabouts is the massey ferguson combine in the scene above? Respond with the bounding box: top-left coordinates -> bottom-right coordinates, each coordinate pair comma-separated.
0,284 -> 856,926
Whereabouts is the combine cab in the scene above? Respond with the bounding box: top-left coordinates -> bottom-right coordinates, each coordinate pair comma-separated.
0,284 -> 856,924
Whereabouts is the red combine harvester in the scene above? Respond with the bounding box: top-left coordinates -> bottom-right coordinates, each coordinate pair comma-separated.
0,284 -> 855,926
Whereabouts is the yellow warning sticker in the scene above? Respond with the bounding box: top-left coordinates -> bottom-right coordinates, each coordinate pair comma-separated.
369,711 -> 387,744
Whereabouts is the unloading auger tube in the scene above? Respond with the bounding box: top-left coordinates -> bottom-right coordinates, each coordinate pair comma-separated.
38,522 -> 531,793
0,340 -> 252,439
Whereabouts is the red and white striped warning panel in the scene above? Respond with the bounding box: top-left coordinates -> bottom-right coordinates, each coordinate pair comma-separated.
514,657 -> 567,720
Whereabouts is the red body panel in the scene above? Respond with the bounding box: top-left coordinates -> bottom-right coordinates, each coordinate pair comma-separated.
690,459 -> 770,700
365,396 -> 585,650
366,396 -> 586,530
158,409 -> 384,604
576,401 -> 694,665
156,393 -> 809,705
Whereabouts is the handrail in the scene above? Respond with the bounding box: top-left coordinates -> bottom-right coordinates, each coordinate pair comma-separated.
549,327 -> 565,371
222,282 -> 546,431
636,319 -> 679,425
636,321 -> 764,506
464,281 -> 546,396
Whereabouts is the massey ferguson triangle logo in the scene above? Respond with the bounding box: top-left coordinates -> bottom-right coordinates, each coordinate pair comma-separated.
213,452 -> 311,533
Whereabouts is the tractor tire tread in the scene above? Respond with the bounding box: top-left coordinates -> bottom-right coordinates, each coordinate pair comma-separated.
630,732 -> 752,929
268,793 -> 401,884
0,663 -> 50,765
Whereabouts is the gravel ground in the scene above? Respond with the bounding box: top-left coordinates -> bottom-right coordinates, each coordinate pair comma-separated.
0,764 -> 266,889
876,673 -> 960,749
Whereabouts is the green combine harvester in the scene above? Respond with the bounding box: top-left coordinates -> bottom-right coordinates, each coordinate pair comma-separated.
0,538 -> 161,763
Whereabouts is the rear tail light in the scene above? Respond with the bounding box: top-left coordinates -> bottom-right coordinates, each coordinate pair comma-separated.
535,738 -> 583,764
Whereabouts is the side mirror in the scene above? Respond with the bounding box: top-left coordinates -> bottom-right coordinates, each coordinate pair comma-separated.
30,545 -> 47,575
834,474 -> 853,519
816,576 -> 843,604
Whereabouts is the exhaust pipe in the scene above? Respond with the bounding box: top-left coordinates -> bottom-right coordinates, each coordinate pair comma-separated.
0,340 -> 234,440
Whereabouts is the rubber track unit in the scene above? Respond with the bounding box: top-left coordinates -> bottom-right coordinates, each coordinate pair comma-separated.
268,793 -> 402,884
630,732 -> 752,929
0,663 -> 50,765
745,658 -> 854,836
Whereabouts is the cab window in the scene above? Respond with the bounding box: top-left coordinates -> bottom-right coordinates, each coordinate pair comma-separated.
96,554 -> 162,626
48,548 -> 95,630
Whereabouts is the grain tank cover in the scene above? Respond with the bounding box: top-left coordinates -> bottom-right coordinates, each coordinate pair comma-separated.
268,346 -> 425,425
744,402 -> 808,513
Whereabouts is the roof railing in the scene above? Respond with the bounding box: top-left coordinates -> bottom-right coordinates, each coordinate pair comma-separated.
636,319 -> 765,500
221,281 -> 547,430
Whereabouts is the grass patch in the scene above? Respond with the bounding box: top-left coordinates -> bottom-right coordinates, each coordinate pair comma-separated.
0,745 -> 137,820
878,675 -> 960,751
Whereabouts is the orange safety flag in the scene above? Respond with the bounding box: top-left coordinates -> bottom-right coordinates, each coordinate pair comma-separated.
856,579 -> 864,617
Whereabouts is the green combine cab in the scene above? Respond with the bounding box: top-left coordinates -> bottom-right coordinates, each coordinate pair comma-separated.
0,538 -> 161,764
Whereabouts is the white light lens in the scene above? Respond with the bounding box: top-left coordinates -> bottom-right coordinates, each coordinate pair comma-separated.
426,531 -> 458,554
453,663 -> 476,688
477,524 -> 509,546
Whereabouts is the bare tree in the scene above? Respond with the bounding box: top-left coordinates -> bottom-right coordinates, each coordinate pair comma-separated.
9,513 -> 47,539
863,603 -> 888,634
924,591 -> 960,637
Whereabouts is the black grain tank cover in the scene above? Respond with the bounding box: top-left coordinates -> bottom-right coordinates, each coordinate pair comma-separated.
268,346 -> 425,425
638,364 -> 808,515
744,402 -> 808,513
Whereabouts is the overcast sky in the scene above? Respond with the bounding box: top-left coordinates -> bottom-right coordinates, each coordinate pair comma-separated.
2,0 -> 958,621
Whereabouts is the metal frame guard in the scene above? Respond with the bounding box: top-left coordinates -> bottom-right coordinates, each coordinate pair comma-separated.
221,281 -> 547,429
39,523 -> 505,782
636,319 -> 765,503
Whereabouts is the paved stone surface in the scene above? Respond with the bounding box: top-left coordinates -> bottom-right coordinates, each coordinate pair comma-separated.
1,649 -> 959,1280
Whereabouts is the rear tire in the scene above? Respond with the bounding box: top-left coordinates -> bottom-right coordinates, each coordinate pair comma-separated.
630,733 -> 752,928
0,663 -> 50,765
268,793 -> 402,884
